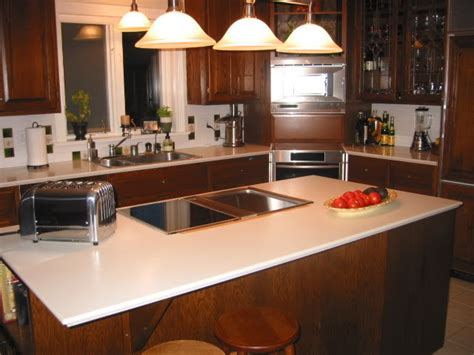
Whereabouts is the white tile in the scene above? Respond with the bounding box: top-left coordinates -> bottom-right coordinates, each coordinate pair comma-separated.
434,341 -> 473,355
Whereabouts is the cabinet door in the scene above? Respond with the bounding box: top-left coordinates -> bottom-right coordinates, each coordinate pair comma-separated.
348,155 -> 389,186
0,186 -> 20,227
442,35 -> 474,184
0,0 -> 60,115
186,0 -> 258,104
441,182 -> 474,267
356,0 -> 399,102
401,0 -> 445,104
389,161 -> 436,195
108,164 -> 209,207
208,155 -> 269,191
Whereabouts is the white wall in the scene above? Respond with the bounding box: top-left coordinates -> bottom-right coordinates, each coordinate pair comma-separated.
371,103 -> 442,147
0,0 -> 230,169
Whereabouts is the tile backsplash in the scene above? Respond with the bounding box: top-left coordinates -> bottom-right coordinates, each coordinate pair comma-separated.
372,103 -> 442,147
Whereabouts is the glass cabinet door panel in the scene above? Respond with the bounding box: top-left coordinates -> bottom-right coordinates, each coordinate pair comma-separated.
360,0 -> 397,98
406,0 -> 445,100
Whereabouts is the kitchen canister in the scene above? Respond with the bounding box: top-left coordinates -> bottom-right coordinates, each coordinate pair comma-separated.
26,122 -> 49,168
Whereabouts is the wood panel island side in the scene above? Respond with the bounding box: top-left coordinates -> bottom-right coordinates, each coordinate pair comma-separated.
0,176 -> 461,355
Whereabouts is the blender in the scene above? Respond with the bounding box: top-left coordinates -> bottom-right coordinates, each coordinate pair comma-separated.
411,107 -> 432,151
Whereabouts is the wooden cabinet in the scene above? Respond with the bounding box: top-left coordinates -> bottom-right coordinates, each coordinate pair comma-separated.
108,155 -> 270,208
0,0 -> 60,115
347,155 -> 389,187
0,186 -> 20,227
352,0 -> 446,104
348,155 -> 437,195
108,163 -> 209,208
186,0 -> 266,104
208,155 -> 269,191
441,183 -> 474,272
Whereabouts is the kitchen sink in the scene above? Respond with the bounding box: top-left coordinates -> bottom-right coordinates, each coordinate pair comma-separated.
122,187 -> 313,234
98,151 -> 200,168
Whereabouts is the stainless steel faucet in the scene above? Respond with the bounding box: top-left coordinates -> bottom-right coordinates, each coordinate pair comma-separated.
108,132 -> 131,157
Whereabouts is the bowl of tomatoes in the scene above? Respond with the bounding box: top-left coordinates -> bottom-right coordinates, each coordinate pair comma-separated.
324,186 -> 397,213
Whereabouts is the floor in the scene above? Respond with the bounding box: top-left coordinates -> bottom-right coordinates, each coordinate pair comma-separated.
434,277 -> 474,354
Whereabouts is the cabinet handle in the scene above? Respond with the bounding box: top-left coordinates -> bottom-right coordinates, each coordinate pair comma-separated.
240,168 -> 244,173
363,168 -> 369,172
0,97 -> 4,102
161,180 -> 166,184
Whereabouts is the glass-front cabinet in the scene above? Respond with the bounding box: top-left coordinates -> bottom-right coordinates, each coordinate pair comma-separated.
271,0 -> 346,58
356,0 -> 446,104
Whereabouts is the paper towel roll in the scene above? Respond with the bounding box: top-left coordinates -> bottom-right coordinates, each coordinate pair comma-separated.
26,123 -> 48,168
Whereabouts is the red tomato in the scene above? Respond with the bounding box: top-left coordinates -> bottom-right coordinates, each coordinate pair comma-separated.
354,190 -> 364,196
347,198 -> 360,209
331,198 -> 348,209
343,191 -> 356,200
359,193 -> 371,206
355,196 -> 366,207
368,191 -> 382,205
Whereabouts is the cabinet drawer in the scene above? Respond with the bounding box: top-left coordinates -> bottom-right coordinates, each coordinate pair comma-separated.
273,114 -> 344,143
348,155 -> 389,187
0,186 -> 20,227
109,163 -> 208,207
208,155 -> 269,191
389,161 -> 436,196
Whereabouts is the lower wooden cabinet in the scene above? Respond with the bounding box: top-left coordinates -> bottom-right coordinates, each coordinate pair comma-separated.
108,155 -> 270,208
441,182 -> 474,273
348,155 -> 437,195
208,155 -> 269,191
0,186 -> 20,227
108,163 -> 209,208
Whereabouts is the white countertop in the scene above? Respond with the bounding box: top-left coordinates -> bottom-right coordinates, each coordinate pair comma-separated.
0,176 -> 461,327
344,145 -> 438,166
0,144 -> 270,188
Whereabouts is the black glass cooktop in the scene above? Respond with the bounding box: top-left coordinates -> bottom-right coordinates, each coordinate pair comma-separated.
127,199 -> 238,234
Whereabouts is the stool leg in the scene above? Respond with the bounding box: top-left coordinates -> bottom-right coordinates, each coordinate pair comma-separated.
284,344 -> 296,355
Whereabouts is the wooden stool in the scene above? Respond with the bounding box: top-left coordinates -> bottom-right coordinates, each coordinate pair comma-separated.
214,307 -> 299,354
142,340 -> 225,355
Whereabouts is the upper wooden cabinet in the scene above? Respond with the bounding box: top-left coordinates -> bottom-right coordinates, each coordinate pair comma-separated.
0,0 -> 60,116
352,0 -> 446,104
186,0 -> 268,104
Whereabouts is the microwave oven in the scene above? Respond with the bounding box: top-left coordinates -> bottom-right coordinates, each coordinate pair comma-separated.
271,63 -> 345,113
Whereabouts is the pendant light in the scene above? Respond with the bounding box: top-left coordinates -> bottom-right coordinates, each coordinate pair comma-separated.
213,0 -> 282,51
117,0 -> 151,32
135,0 -> 215,49
277,0 -> 342,54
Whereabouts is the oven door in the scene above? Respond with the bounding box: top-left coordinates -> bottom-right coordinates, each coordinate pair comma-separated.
275,163 -> 341,181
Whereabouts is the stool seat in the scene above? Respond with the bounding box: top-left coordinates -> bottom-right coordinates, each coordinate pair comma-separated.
214,307 -> 299,354
142,340 -> 225,355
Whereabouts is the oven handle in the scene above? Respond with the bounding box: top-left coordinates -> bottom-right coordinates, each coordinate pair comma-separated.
277,164 -> 340,169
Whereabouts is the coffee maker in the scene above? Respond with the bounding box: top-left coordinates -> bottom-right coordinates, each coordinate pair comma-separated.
411,107 -> 432,151
217,104 -> 245,147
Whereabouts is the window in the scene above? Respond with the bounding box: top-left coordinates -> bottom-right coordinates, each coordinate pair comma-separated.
61,23 -> 109,133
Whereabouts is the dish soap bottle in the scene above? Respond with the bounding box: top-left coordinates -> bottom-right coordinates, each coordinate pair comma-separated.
162,133 -> 174,152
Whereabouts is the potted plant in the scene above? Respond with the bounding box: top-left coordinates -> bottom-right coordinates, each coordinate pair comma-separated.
157,105 -> 172,133
66,89 -> 91,140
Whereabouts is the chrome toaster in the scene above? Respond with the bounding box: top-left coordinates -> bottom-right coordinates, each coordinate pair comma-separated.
19,180 -> 116,245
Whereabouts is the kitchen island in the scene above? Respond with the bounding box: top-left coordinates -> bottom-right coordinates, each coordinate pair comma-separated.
0,176 -> 461,354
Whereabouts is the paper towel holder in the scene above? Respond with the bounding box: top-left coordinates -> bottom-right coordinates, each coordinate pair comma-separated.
26,122 -> 49,169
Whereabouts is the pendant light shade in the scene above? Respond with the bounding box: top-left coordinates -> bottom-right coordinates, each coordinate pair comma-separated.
135,0 -> 215,49
117,1 -> 151,32
214,0 -> 282,51
277,23 -> 343,54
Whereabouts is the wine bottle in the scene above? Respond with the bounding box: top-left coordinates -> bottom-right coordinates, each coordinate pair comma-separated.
381,111 -> 390,145
388,116 -> 396,146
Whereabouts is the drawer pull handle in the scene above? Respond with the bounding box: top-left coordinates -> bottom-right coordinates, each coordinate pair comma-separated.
363,168 -> 369,172
161,180 -> 166,184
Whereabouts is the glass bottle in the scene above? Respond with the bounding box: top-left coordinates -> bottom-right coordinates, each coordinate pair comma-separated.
388,116 -> 395,146
381,111 -> 390,146
162,132 -> 174,152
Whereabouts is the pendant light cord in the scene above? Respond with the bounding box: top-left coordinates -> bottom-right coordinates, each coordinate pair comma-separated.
243,0 -> 256,18
131,0 -> 138,11
306,0 -> 313,23
167,0 -> 183,12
